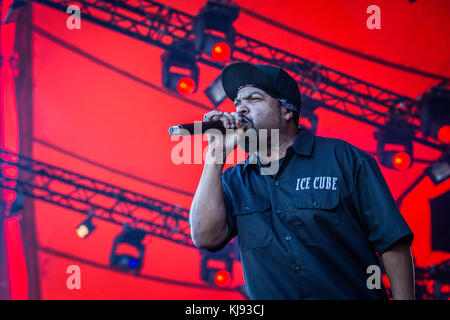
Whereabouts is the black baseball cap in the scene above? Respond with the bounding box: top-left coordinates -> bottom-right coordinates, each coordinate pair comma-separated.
221,62 -> 301,113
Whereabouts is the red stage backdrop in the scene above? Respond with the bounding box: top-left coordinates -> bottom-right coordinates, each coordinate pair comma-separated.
1,0 -> 449,299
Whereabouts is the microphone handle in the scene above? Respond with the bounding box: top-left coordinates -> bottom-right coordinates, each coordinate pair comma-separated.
169,121 -> 227,136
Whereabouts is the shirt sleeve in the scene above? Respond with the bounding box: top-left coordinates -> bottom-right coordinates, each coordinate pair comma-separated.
222,176 -> 238,237
351,155 -> 414,254
204,171 -> 238,252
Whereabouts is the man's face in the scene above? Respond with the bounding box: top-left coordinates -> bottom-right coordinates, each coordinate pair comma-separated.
234,86 -> 281,131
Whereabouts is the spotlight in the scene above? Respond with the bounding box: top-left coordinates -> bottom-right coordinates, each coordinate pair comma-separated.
391,152 -> 412,170
437,125 -> 450,144
204,74 -> 227,106
76,216 -> 96,239
214,269 -> 231,287
177,77 -> 196,95
200,242 -> 235,287
110,224 -> 146,273
194,1 -> 239,61
211,42 -> 231,61
425,153 -> 450,185
418,80 -> 450,144
161,40 -> 199,95
200,253 -> 233,287
375,123 -> 414,170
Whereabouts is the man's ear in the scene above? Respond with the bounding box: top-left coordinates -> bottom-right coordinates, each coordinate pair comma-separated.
283,107 -> 294,121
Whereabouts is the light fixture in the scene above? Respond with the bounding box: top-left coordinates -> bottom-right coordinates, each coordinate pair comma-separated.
375,122 -> 414,170
418,80 -> 450,144
161,40 -> 199,95
76,215 -> 96,239
200,252 -> 233,287
200,241 -> 236,287
110,224 -> 146,273
425,153 -> 450,185
204,74 -> 227,107
194,1 -> 239,61
211,42 -> 231,61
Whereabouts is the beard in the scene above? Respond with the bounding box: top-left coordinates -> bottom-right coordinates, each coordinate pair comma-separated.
239,128 -> 275,155
237,115 -> 256,153
237,114 -> 279,156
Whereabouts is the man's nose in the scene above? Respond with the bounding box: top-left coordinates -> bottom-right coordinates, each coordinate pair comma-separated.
237,104 -> 250,116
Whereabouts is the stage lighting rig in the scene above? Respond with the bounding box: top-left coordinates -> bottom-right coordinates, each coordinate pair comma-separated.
76,214 -> 96,239
194,0 -> 239,61
299,97 -> 321,134
200,241 -> 236,287
418,80 -> 450,144
3,0 -> 27,24
110,224 -> 147,273
375,122 -> 415,170
200,252 -> 233,287
161,40 -> 199,95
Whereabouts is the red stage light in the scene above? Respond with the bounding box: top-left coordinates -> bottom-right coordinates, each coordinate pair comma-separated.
2,189 -> 16,204
437,125 -> 450,144
214,270 -> 231,287
211,42 -> 231,61
2,165 -> 18,178
392,152 -> 411,170
177,77 -> 196,95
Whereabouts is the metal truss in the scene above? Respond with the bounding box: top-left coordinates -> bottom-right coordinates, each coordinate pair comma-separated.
33,0 -> 447,151
0,148 -> 194,248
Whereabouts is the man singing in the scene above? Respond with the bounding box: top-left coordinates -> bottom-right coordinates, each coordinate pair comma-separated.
189,62 -> 415,300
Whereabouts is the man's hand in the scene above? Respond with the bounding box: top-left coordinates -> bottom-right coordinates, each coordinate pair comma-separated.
203,110 -> 246,165
381,242 -> 415,300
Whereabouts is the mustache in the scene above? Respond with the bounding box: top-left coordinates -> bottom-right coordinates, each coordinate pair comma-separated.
238,114 -> 254,128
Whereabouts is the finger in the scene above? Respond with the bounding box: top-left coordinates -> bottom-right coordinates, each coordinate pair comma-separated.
222,116 -> 232,129
232,112 -> 241,128
204,110 -> 223,121
222,112 -> 236,129
216,114 -> 230,129
236,116 -> 244,129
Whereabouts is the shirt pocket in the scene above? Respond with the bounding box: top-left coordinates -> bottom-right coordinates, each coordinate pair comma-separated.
291,190 -> 340,246
233,198 -> 273,252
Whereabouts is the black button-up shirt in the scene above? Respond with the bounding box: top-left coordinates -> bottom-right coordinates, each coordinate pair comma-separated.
215,128 -> 414,300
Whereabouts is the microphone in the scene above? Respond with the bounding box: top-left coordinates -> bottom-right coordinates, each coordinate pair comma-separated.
169,121 -> 227,136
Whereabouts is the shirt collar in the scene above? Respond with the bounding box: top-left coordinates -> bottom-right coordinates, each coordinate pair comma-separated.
289,127 -> 315,157
242,127 -> 315,173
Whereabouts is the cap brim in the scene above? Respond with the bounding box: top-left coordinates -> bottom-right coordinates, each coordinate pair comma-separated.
221,62 -> 277,102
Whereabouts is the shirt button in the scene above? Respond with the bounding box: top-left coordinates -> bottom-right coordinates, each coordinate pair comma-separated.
274,180 -> 279,186
285,236 -> 292,241
276,209 -> 281,214
312,201 -> 318,207
293,266 -> 301,273
244,206 -> 250,211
